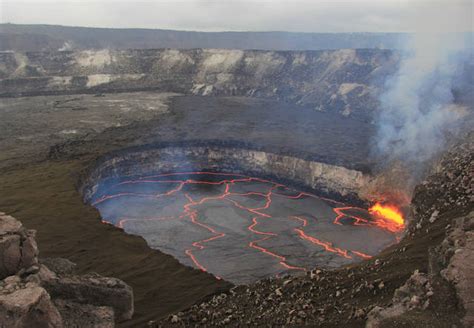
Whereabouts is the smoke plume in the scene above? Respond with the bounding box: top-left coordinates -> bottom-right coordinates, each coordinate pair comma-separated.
375,32 -> 467,165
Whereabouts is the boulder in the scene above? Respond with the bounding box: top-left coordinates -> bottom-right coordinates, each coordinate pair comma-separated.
0,234 -> 21,278
0,286 -> 63,328
366,305 -> 405,328
40,258 -> 77,275
365,270 -> 433,328
54,298 -> 114,328
0,213 -> 38,279
44,274 -> 133,321
440,211 -> 474,327
0,212 -> 135,325
21,230 -> 39,268
25,264 -> 58,285
0,212 -> 22,233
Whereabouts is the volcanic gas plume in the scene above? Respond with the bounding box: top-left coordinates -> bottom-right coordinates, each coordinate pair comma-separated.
365,28 -> 470,211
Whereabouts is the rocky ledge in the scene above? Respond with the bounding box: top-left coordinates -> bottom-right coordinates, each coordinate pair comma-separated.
0,212 -> 134,327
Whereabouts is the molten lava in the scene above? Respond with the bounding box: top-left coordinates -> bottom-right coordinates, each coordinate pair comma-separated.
368,203 -> 405,232
92,172 -> 402,276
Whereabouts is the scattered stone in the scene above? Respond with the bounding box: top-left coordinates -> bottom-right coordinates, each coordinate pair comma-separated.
298,310 -> 307,318
275,288 -> 283,296
353,308 -> 365,319
429,210 -> 439,223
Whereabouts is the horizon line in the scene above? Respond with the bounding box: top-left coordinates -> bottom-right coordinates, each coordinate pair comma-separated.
0,22 -> 422,34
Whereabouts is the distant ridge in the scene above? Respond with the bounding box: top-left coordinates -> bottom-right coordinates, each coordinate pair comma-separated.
0,23 -> 408,52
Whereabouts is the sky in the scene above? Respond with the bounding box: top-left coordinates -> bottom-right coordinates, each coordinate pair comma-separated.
1,0 -> 472,33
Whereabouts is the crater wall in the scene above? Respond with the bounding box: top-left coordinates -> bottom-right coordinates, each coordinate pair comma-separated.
0,48 -> 397,118
80,144 -> 371,204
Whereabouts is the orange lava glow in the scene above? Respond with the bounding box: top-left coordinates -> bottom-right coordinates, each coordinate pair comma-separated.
94,172 -> 404,275
368,203 -> 405,232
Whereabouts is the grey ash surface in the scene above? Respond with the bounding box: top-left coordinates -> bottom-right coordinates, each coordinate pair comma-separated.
0,92 -> 177,169
49,95 -> 375,172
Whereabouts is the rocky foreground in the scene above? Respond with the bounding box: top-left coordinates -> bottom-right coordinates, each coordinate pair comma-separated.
0,212 -> 134,327
154,135 -> 473,327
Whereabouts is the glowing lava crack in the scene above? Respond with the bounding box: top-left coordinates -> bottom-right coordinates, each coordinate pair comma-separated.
91,172 -> 403,284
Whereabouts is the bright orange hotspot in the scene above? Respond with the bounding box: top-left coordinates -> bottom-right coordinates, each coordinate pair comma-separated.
369,203 -> 405,227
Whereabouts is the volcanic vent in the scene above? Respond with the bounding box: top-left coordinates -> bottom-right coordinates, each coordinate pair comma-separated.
81,143 -> 404,284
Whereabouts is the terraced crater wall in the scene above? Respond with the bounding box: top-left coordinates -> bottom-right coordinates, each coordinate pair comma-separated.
80,145 -> 371,204
0,48 -> 397,118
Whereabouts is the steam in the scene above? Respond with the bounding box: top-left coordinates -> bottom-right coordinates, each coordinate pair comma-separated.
58,41 -> 73,51
375,32 -> 467,164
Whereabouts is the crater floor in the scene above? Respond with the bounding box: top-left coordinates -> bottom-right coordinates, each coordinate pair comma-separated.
92,172 -> 398,284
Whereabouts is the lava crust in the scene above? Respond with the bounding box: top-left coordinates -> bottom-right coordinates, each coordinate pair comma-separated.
89,171 -> 400,284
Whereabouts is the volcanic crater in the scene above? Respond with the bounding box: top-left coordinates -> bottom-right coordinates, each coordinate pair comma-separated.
2,46 -> 469,326
81,144 -> 403,284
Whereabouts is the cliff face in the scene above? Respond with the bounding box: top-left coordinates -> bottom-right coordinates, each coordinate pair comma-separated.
0,48 -> 397,118
80,145 -> 371,205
